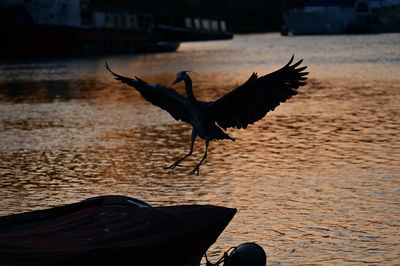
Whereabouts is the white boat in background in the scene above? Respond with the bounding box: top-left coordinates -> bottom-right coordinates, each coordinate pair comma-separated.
283,0 -> 400,35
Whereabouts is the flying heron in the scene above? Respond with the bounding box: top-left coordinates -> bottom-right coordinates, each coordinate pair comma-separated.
105,56 -> 308,175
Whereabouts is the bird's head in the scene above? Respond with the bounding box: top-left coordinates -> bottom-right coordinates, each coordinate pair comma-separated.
172,70 -> 194,85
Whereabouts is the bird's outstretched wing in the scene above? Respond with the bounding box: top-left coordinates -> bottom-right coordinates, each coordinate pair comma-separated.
209,56 -> 308,129
105,63 -> 190,123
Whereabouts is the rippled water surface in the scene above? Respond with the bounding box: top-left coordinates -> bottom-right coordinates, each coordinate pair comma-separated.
1,33 -> 399,264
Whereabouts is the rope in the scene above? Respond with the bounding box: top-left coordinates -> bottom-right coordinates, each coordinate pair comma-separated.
204,247 -> 237,266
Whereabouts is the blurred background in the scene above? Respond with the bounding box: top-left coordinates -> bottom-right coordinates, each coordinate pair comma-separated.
0,0 -> 399,264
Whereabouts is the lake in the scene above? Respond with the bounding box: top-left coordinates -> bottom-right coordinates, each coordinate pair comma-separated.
0,33 -> 399,264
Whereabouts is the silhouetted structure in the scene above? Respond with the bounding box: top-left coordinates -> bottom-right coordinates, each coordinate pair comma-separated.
106,56 -> 308,175
283,0 -> 400,35
0,0 -> 232,58
92,0 -> 287,32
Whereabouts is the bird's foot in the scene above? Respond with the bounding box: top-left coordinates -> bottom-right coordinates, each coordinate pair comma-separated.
164,162 -> 182,170
188,165 -> 201,176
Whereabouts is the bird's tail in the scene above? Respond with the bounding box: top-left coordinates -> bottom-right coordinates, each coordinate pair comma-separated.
215,128 -> 235,141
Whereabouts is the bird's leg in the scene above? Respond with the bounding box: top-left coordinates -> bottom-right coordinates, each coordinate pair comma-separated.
164,130 -> 196,170
189,140 -> 209,175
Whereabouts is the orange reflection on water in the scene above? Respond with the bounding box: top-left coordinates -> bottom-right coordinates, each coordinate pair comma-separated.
1,71 -> 399,264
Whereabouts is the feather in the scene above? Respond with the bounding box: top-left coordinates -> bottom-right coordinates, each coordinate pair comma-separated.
209,57 -> 308,129
105,63 -> 190,123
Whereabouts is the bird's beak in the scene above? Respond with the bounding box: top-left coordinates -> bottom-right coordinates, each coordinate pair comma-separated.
172,78 -> 180,85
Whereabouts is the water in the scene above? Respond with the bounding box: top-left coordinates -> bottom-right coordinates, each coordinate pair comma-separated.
1,33 -> 399,264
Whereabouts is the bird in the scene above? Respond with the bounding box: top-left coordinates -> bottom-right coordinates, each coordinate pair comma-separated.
105,56 -> 308,175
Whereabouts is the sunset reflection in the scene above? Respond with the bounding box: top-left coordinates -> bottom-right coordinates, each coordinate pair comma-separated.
1,33 -> 399,264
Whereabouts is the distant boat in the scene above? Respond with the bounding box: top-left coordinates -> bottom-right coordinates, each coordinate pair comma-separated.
0,0 -> 232,58
282,0 -> 400,35
0,195 -> 236,266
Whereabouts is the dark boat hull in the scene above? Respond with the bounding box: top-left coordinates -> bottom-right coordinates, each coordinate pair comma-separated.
155,25 -> 233,42
0,24 -> 232,58
0,196 -> 236,266
0,25 -> 153,58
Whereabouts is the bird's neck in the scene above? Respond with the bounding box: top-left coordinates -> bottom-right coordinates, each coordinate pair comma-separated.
184,77 -> 197,102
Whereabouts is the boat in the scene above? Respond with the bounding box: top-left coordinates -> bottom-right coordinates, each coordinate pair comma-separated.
0,195 -> 236,266
0,0 -> 232,58
282,0 -> 400,35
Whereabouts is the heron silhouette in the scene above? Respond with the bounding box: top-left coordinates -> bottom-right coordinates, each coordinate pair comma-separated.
105,56 -> 308,175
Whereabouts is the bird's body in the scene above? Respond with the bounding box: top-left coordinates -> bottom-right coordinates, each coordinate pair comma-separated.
187,101 -> 233,142
106,56 -> 308,174
178,74 -> 233,142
